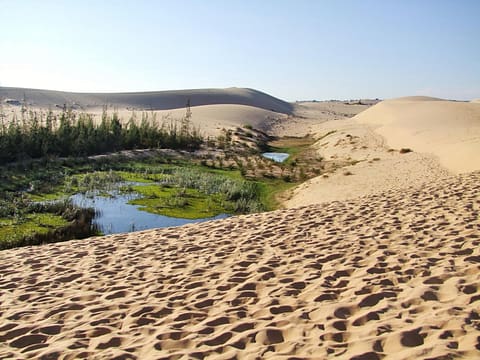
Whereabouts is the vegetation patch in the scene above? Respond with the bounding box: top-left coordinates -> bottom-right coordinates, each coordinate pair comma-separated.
0,118 -> 334,249
0,214 -> 68,247
126,167 -> 265,218
0,105 -> 201,165
129,186 -> 225,219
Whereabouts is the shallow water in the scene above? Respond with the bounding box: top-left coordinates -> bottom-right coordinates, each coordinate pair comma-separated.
71,191 -> 228,235
262,152 -> 290,162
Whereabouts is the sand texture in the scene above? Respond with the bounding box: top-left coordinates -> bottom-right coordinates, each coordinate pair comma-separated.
355,97 -> 480,174
286,96 -> 479,207
1,171 -> 479,359
0,87 -> 293,114
285,117 -> 451,207
1,87 -> 375,138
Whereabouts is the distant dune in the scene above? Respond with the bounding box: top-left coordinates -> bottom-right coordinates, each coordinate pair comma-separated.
116,104 -> 289,136
355,96 -> 480,173
0,86 -> 294,114
286,95 -> 479,208
386,95 -> 444,102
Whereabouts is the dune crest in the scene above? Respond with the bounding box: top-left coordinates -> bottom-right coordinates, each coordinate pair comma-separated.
354,97 -> 480,174
386,95 -> 445,102
0,86 -> 293,114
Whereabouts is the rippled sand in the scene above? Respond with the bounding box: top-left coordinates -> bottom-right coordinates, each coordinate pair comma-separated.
1,172 -> 479,359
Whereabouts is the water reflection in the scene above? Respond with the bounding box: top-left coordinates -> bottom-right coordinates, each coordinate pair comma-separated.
71,191 -> 228,235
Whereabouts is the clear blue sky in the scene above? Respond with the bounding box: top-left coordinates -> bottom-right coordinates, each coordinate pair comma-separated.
1,0 -> 479,101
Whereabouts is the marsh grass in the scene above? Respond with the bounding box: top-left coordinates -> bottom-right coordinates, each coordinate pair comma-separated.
0,198 -> 98,250
0,150 -> 280,248
129,167 -> 264,218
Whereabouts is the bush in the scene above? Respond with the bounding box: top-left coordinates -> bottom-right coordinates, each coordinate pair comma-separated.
0,107 -> 203,165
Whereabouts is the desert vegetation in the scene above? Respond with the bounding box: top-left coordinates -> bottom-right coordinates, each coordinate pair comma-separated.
0,105 -> 202,164
0,195 -> 97,250
0,155 -> 267,248
0,102 -> 340,249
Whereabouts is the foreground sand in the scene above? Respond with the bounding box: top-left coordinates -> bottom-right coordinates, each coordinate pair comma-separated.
1,171 -> 479,359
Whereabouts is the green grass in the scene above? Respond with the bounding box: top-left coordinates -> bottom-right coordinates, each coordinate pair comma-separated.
28,190 -> 66,202
129,185 -> 226,219
267,136 -> 316,165
0,153 -> 300,248
0,213 -> 69,247
257,179 -> 298,210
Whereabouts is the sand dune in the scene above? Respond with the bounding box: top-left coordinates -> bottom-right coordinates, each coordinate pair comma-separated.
0,86 -> 297,137
387,96 -> 444,102
0,86 -> 294,114
115,104 -> 289,136
1,90 -> 478,358
286,96 -> 479,207
1,171 -> 479,359
355,97 -> 480,174
0,87 -> 376,137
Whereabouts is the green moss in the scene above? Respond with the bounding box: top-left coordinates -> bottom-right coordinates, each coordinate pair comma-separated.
116,171 -> 164,183
258,179 -> 298,210
129,185 -> 227,219
0,213 -> 69,245
28,191 -> 66,202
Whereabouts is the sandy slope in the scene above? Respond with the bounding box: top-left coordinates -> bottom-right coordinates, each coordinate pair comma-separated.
108,104 -> 289,137
286,96 -> 479,207
355,97 -> 480,174
267,101 -> 374,137
0,87 -> 293,114
284,117 -> 450,207
0,87 -> 374,137
1,171 -> 479,359
0,86 -> 297,137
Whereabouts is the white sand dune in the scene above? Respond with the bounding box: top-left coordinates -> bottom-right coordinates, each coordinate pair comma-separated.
0,86 -> 294,114
1,171 -> 479,359
286,96 -> 480,208
387,96 -> 444,102
355,97 -> 480,174
1,87 -> 376,137
0,86 -> 297,137
114,104 -> 289,136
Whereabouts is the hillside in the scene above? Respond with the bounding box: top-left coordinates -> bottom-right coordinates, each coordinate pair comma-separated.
0,87 -> 294,114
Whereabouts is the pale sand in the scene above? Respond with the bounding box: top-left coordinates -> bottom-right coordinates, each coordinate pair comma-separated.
0,87 -> 373,138
0,87 -> 295,137
285,117 -> 450,207
286,96 -> 479,207
105,104 -> 288,137
1,171 -> 479,359
355,97 -> 480,174
0,87 -> 294,114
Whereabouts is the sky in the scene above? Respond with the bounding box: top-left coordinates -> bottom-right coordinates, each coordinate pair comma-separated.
0,0 -> 479,101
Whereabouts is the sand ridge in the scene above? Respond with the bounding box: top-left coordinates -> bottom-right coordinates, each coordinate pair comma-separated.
1,171 -> 479,359
286,95 -> 479,207
285,116 -> 452,207
355,97 -> 480,174
0,87 -> 294,114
